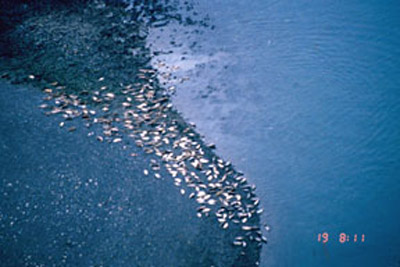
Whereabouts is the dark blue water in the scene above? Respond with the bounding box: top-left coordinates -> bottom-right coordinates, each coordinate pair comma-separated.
149,0 -> 400,266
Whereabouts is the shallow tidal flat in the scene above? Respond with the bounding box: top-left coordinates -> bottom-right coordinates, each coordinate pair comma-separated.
0,1 -> 263,266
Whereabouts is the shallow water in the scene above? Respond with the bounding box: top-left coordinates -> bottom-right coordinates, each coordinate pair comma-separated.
149,0 -> 400,266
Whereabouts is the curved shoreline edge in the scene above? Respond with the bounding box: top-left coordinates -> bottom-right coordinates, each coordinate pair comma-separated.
0,1 -> 264,266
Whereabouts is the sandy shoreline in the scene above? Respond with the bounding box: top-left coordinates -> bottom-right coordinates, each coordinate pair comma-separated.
0,1 -> 263,266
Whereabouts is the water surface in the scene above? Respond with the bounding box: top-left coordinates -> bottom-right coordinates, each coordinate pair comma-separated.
149,0 -> 400,266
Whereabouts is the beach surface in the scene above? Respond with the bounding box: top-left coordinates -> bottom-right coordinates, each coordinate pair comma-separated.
0,1 -> 262,266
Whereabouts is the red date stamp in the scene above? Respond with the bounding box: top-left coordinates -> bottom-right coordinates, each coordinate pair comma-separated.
317,233 -> 365,243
